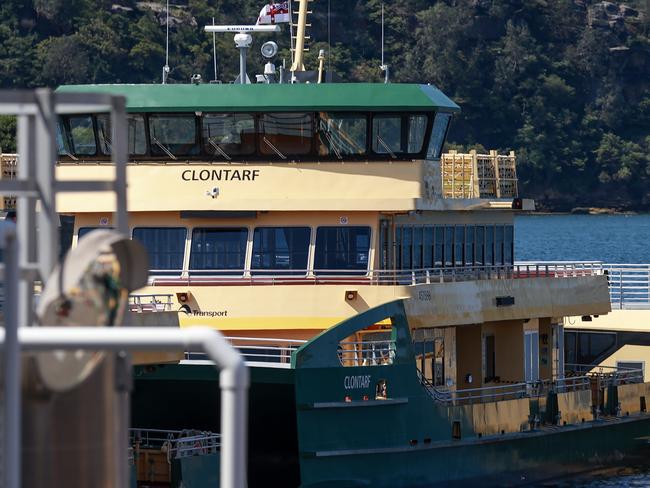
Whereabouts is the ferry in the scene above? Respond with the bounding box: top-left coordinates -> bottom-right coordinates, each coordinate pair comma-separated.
39,2 -> 650,486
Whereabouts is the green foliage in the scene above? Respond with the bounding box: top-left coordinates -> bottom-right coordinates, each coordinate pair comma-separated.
0,0 -> 648,210
0,116 -> 17,153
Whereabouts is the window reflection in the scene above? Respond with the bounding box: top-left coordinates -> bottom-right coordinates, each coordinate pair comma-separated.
260,113 -> 313,156
149,114 -> 199,157
69,116 -> 96,155
318,113 -> 367,157
202,113 -> 255,157
190,228 -> 248,275
133,227 -> 186,273
372,116 -> 401,155
408,115 -> 427,153
251,227 -> 310,275
426,112 -> 451,160
314,226 -> 370,275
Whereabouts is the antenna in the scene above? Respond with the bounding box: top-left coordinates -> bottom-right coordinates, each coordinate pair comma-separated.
380,3 -> 389,84
162,0 -> 170,84
212,17 -> 218,82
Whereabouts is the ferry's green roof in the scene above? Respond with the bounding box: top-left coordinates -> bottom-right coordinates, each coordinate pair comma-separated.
56,83 -> 460,113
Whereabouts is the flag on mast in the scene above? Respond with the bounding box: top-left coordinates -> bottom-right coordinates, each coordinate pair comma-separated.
256,2 -> 290,25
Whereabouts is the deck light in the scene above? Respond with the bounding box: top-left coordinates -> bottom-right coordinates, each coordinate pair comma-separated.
345,290 -> 358,301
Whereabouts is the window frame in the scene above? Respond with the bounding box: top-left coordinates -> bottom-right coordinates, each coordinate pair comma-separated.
313,225 -> 372,276
250,226 -> 312,276
189,226 -> 250,276
369,112 -> 432,159
131,226 -> 187,275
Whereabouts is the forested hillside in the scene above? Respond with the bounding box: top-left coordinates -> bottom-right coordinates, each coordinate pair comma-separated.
1,0 -> 649,210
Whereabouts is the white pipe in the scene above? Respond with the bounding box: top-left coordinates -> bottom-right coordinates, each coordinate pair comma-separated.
2,221 -> 20,488
0,327 -> 249,488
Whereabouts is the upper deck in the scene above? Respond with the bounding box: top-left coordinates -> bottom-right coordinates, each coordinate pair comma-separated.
52,83 -> 527,213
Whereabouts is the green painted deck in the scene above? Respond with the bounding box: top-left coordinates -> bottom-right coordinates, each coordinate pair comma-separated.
56,83 -> 460,113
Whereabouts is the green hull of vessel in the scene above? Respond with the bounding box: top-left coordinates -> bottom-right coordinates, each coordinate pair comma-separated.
133,301 -> 650,487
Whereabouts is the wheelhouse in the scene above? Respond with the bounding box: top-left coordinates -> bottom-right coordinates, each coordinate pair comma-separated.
55,83 -> 458,163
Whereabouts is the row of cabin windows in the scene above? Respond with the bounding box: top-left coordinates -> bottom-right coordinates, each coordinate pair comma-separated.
391,224 -> 514,269
57,111 -> 452,161
78,226 -> 371,276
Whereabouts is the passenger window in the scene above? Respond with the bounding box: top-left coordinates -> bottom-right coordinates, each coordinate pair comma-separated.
149,114 -> 199,157
259,113 -> 313,157
504,225 -> 514,265
495,225 -> 505,265
434,226 -> 444,267
189,228 -> 248,275
426,112 -> 452,160
317,113 -> 367,157
372,116 -> 401,155
133,227 -> 186,274
314,226 -> 370,275
69,116 -> 96,155
338,325 -> 395,367
202,113 -> 255,157
251,227 -> 310,275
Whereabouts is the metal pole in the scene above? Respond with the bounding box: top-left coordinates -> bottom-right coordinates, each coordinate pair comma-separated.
2,222 -> 20,488
0,327 -> 249,488
110,96 -> 128,235
17,114 -> 37,328
239,47 -> 247,85
34,89 -> 59,279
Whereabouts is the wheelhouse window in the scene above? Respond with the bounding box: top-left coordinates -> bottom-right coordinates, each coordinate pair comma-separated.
56,118 -> 72,156
69,116 -> 96,155
259,112 -> 313,157
202,113 -> 255,158
189,228 -> 248,275
132,227 -> 186,273
251,227 -> 311,275
314,226 -> 370,275
127,115 -> 147,155
317,113 -> 367,157
426,112 -> 452,160
96,114 -> 112,155
372,116 -> 401,155
372,114 -> 428,156
408,115 -> 428,153
149,114 -> 199,157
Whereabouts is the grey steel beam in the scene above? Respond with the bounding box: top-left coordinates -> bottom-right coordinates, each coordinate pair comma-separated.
110,96 -> 129,235
0,327 -> 249,488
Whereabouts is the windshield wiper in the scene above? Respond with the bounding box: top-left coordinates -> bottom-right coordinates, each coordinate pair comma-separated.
263,137 -> 287,160
100,127 -> 112,153
152,136 -> 177,160
376,136 -> 397,159
62,149 -> 78,161
207,138 -> 232,161
320,129 -> 342,159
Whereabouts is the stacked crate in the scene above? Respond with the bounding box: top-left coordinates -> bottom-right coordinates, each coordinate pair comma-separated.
441,150 -> 518,199
0,153 -> 17,210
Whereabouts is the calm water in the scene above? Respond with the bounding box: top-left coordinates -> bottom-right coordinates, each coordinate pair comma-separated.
516,214 -> 650,486
515,214 -> 650,263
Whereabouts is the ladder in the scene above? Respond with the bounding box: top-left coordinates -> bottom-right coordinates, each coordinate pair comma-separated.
290,0 -> 313,72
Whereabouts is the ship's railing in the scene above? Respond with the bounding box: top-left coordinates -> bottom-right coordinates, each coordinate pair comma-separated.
145,262 -> 602,287
418,372 -> 594,406
184,336 -> 307,367
337,340 -> 396,367
566,363 -> 644,386
129,293 -> 174,312
601,264 -> 650,309
130,428 -> 220,460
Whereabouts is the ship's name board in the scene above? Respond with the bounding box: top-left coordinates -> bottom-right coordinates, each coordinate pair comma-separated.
344,375 -> 371,390
181,169 -> 260,182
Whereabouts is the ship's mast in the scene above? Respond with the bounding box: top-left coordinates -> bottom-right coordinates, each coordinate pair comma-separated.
290,0 -> 310,73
